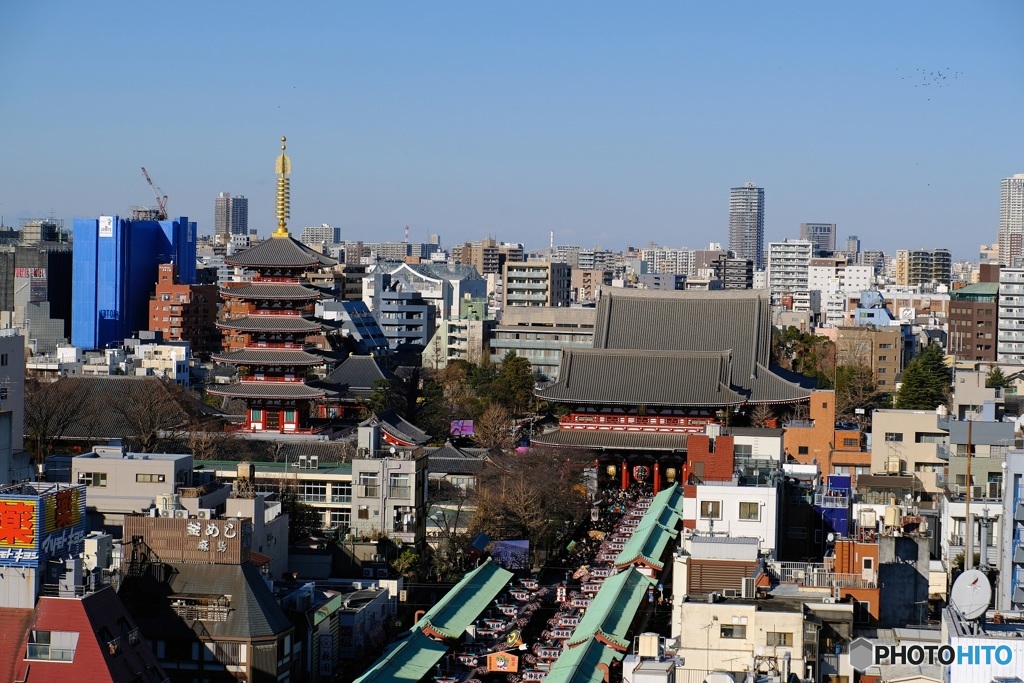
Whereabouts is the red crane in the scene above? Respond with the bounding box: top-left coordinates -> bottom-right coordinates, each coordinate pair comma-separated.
140,167 -> 168,220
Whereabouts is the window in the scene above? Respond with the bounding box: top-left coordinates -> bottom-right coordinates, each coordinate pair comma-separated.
884,432 -> 903,442
0,353 -> 7,366
299,481 -> 327,502
389,473 -> 411,499
283,410 -> 296,423
250,408 -> 262,422
26,630 -> 78,661
700,501 -> 721,519
135,473 -> 166,483
878,356 -> 887,362
357,505 -> 369,520
863,557 -> 874,571
331,482 -> 352,503
720,625 -> 746,638
798,446 -> 809,455
843,438 -> 859,447
329,509 -> 351,528
766,632 -> 793,647
78,472 -> 107,488
358,472 -> 379,497
739,502 -> 760,520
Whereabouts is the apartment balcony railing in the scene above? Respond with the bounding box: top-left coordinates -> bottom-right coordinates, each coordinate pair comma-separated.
330,494 -> 352,504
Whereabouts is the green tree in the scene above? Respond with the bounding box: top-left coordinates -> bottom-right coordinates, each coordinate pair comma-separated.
498,350 -> 536,414
895,343 -> 952,410
771,327 -> 836,387
392,548 -> 421,579
986,367 -> 1009,389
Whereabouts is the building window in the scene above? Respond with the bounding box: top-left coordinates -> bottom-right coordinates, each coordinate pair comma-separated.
863,557 -> 874,571
843,438 -> 859,447
135,474 -> 166,483
739,502 -> 760,520
331,482 -> 352,503
357,505 -> 369,520
700,501 -> 721,519
798,446 -> 809,455
250,409 -> 262,422
884,432 -> 903,442
329,509 -> 351,529
299,481 -> 327,503
720,625 -> 746,638
78,472 -> 107,488
389,473 -> 411,499
0,353 -> 7,366
283,410 -> 296,423
766,632 -> 793,647
358,472 -> 379,497
26,630 -> 78,661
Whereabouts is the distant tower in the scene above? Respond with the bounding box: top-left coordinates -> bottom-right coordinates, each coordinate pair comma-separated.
729,183 -> 765,270
799,223 -> 836,256
215,192 -> 249,238
999,174 -> 1024,266
273,136 -> 291,238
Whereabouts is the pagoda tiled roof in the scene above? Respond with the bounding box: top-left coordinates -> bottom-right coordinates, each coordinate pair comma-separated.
207,381 -> 327,399
220,282 -> 320,300
225,235 -> 338,268
217,315 -> 321,332
537,348 -> 747,407
211,348 -> 326,365
309,354 -> 394,399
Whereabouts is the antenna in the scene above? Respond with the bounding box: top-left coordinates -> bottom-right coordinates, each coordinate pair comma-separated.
949,569 -> 991,621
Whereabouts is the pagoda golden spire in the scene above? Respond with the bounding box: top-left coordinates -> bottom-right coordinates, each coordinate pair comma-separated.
273,135 -> 291,238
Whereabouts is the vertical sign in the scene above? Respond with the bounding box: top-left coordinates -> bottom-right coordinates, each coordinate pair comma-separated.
99,216 -> 114,237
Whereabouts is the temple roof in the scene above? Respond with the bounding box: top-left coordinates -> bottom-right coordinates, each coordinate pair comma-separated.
310,354 -> 394,399
359,409 -> 431,446
225,235 -> 338,268
217,315 -> 321,332
586,289 -> 811,404
220,282 -> 321,300
531,428 -> 689,452
211,348 -> 325,365
207,381 -> 327,399
537,348 -> 747,407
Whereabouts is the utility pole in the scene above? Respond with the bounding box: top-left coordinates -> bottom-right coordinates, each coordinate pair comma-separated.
964,419 -> 974,571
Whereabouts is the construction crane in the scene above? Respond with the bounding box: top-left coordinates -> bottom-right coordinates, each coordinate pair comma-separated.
140,167 -> 168,220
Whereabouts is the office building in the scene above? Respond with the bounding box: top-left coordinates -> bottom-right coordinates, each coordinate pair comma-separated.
799,222 -> 836,256
842,235 -> 861,263
998,174 -> 1024,266
148,263 -> 219,357
728,182 -> 765,269
0,241 -> 74,354
712,254 -> 754,289
300,223 -> 341,248
71,215 -> 196,350
998,267 -> 1024,364
862,250 -> 885,275
894,248 -> 953,288
214,191 -> 249,237
489,306 -> 596,381
451,238 -> 524,275
503,260 -> 571,308
766,239 -> 813,305
949,264 -> 1000,362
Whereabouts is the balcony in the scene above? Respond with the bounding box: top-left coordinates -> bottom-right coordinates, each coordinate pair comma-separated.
814,493 -> 849,508
330,494 -> 352,504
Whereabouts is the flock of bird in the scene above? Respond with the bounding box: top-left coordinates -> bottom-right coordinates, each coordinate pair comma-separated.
898,67 -> 962,88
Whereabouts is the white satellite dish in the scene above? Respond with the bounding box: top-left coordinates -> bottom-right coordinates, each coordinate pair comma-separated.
950,569 -> 991,621
826,533 -> 835,543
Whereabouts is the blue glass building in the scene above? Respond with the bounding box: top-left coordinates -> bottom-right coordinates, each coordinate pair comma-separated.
72,215 -> 196,350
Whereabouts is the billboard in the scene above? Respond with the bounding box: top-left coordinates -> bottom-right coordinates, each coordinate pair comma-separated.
99,216 -> 114,237
450,420 -> 474,437
0,484 -> 87,568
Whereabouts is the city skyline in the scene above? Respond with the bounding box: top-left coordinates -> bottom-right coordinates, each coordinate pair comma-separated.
2,2 -> 1023,259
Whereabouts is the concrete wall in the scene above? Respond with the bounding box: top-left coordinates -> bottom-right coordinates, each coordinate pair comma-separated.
877,535 -> 930,627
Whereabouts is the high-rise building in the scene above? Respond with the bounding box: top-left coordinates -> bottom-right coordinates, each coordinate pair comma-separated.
766,239 -> 813,306
148,263 -> 220,357
894,249 -> 952,288
729,183 -> 765,270
299,223 -> 341,248
72,215 -> 196,350
999,175 -> 1024,266
503,261 -> 571,308
799,223 -> 836,256
998,267 -> 1024,364
214,192 -> 249,237
842,235 -> 861,263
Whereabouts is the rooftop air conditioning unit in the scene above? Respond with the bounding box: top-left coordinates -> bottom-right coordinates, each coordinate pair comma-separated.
173,509 -> 189,519
377,568 -> 388,578
822,597 -> 837,604
371,554 -> 386,563
297,456 -> 308,469
196,509 -> 213,520
159,509 -> 171,518
362,568 -> 374,578
742,577 -> 756,599
309,456 -> 319,469
722,589 -> 740,598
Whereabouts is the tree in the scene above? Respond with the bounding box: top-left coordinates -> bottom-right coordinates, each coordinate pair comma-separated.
771,327 -> 836,387
986,367 -> 1009,389
108,378 -> 197,452
895,343 -> 952,410
474,403 -> 515,450
834,364 -> 887,420
497,351 -> 536,414
24,378 -> 94,474
392,548 -> 421,579
749,404 -> 775,428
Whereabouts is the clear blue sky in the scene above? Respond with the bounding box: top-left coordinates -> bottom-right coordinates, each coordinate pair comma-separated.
2,2 -> 1021,259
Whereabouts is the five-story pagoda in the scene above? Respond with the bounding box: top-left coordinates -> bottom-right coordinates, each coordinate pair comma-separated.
209,137 -> 338,433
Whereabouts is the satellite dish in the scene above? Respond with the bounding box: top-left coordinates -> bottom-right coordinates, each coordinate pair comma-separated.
950,569 -> 991,621
826,533 -> 835,543
389,446 -> 396,455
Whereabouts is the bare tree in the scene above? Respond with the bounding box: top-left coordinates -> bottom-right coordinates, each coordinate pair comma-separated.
107,378 -> 196,452
24,378 -> 94,475
474,403 -> 515,451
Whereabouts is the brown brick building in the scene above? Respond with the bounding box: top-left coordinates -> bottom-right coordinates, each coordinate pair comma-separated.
948,263 -> 1000,362
148,263 -> 219,356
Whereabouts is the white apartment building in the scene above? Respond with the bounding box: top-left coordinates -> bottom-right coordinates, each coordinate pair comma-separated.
502,261 -> 571,308
997,267 -> 1024,363
640,247 -> 694,275
680,483 -> 779,556
998,174 -> 1024,267
767,240 -> 813,306
809,262 -> 874,327
300,223 -> 341,247
135,341 -> 191,385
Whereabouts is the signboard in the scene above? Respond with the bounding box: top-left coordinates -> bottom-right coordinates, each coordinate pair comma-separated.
319,635 -> 333,676
486,651 -> 519,673
450,420 -> 474,437
0,484 -> 86,568
99,216 -> 114,237
122,515 -> 253,565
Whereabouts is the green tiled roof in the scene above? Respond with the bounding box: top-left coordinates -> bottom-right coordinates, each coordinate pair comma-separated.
566,567 -> 655,650
417,558 -> 514,640
544,635 -> 624,683
614,520 -> 678,570
353,629 -> 449,683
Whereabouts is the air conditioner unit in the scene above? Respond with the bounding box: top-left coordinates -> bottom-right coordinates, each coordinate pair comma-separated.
377,568 -> 388,578
309,456 -> 319,469
196,509 -> 213,520
822,597 -> 837,604
742,577 -> 756,599
371,554 -> 386,563
722,589 -> 740,598
989,482 -> 1002,499
173,509 -> 189,519
885,457 -> 903,474
362,568 -> 374,578
297,456 -> 308,469
159,509 -> 171,518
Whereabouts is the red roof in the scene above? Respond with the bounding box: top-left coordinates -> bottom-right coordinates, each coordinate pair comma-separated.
0,608 -> 32,683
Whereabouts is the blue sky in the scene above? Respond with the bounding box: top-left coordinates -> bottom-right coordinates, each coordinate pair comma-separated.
1,2 -> 1021,258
